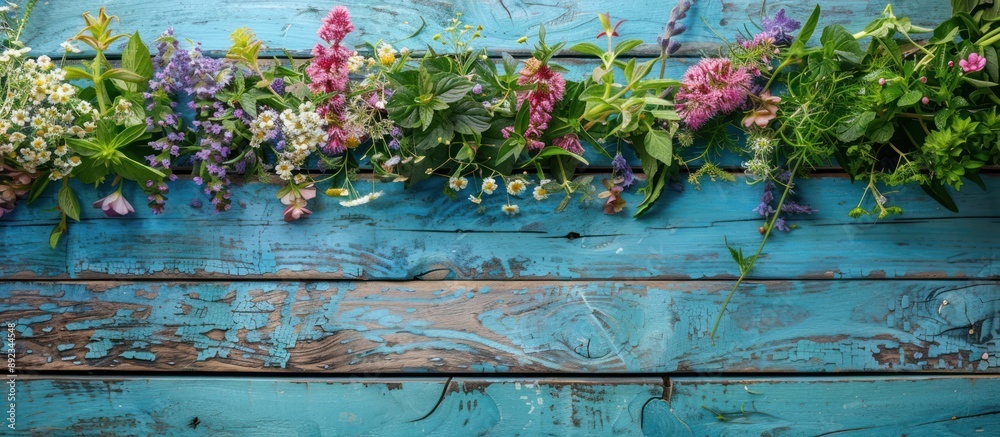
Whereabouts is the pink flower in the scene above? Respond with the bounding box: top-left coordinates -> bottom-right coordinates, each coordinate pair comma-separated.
959,52 -> 986,73
552,134 -> 584,155
675,58 -> 753,130
742,90 -> 781,129
596,13 -> 625,39
280,184 -> 316,222
506,58 -> 567,151
93,191 -> 135,217
307,6 -> 355,155
283,198 -> 312,222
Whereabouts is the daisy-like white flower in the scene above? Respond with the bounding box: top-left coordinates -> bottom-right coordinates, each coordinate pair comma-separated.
532,186 -> 548,201
469,195 -> 482,204
60,41 -> 82,53
482,177 -> 498,195
502,203 -> 520,215
449,176 -> 468,191
507,179 -> 527,196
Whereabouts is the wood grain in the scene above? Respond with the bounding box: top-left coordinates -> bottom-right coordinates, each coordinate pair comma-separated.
22,1 -> 950,58
644,376 -> 1000,435
1,174 -> 996,280
5,280 -> 998,373
13,376 -> 660,435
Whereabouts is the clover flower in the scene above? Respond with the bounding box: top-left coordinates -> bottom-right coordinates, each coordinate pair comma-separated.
675,58 -> 753,130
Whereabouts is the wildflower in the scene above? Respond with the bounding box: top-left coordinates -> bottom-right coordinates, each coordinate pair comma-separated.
959,52 -> 986,73
93,190 -> 135,217
60,41 -> 81,53
532,186 -> 548,201
472,83 -> 483,95
775,217 -> 790,232
283,198 -> 312,221
307,6 -> 355,155
878,77 -> 887,86
377,43 -> 397,66
507,179 -> 527,196
502,58 -> 566,151
449,176 -> 469,191
552,134 -> 584,155
469,195 -> 482,204
658,1 -> 692,56
482,177 -> 498,195
598,178 -> 626,214
922,96 -> 930,105
339,191 -> 383,207
742,89 -> 782,129
596,12 -> 625,39
760,9 -> 801,45
326,187 -> 349,197
675,58 -> 753,130
612,153 -> 636,187
502,203 -> 520,215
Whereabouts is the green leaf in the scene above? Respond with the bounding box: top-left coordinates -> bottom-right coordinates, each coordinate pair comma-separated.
65,138 -> 103,156
49,226 -> 63,249
645,129 -> 673,165
836,111 -> 876,142
58,185 -> 81,222
820,25 -> 864,64
514,99 -> 531,133
99,68 -> 147,84
898,89 -> 924,106
111,124 -> 149,150
634,163 -> 668,218
433,74 -> 474,103
869,123 -> 895,143
790,5 -> 821,54
961,76 -> 999,88
613,39 -> 643,57
921,181 -> 959,212
984,46 -> 999,83
530,146 -> 589,165
120,32 -> 152,92
451,101 -> 492,135
569,42 -> 606,58
26,175 -> 51,204
62,65 -> 92,81
111,153 -> 166,182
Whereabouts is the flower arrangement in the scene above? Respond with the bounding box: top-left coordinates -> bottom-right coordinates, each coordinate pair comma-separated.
1,1 -> 998,331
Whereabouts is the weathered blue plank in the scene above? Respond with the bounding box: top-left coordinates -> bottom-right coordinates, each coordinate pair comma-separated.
1,175 -> 996,280
22,1 -> 950,58
4,280 -> 997,373
14,376 -> 659,435
643,376 -> 1000,435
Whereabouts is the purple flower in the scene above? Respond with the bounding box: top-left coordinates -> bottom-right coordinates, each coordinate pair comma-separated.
657,1 -> 692,53
781,200 -> 816,215
472,83 -> 483,95
93,191 -> 135,217
270,77 -> 286,95
612,153 -> 635,187
761,9 -> 801,45
775,217 -> 790,232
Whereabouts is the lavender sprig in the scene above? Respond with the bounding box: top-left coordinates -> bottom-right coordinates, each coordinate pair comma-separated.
658,0 -> 693,79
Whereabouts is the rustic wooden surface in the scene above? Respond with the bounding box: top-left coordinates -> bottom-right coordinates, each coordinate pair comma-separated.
2,175 -> 997,280
4,280 -> 998,374
24,0 -> 950,58
643,376 -> 1000,435
5,1 -> 999,435
14,376 -> 661,435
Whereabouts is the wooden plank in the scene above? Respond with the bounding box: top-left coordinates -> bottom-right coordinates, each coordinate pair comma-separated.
1,174 -> 996,280
12,376 -> 660,435
643,376 -> 1000,435
23,1 -> 950,57
4,280 -> 998,373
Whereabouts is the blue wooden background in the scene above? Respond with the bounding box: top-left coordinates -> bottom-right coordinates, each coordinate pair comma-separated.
2,0 -> 1000,435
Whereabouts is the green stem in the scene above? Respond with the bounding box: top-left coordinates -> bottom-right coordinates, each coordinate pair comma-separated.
709,159 -> 803,345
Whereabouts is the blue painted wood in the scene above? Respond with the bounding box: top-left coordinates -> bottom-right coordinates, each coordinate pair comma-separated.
642,376 -> 1000,435
22,1 -> 950,57
1,175 -> 996,280
4,280 -> 997,373
14,376 -> 660,435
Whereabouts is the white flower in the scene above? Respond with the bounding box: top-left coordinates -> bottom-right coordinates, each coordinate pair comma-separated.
339,191 -> 384,207
502,204 -> 520,215
468,195 -> 481,204
449,176 -> 468,191
506,179 -> 527,196
532,186 -> 548,201
60,41 -> 81,54
482,177 -> 498,195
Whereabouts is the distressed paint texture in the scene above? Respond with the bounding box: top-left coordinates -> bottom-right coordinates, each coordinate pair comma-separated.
1,175 -> 996,280
3,281 -> 998,373
643,376 -> 1000,435
16,377 -> 660,435
23,1 -> 949,57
